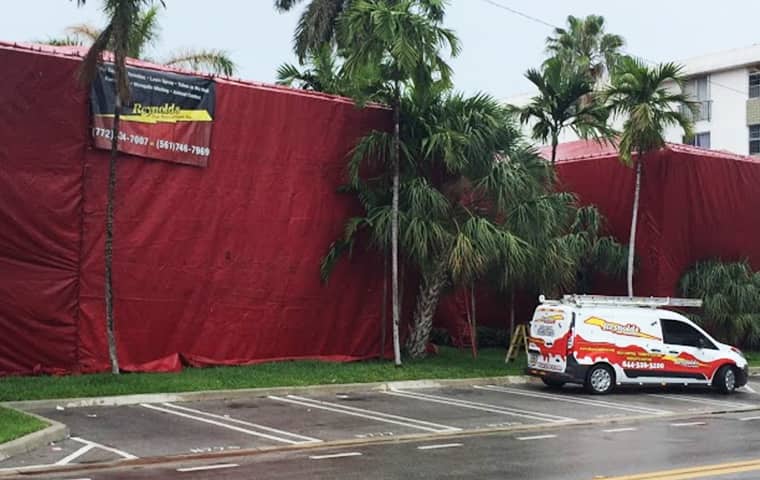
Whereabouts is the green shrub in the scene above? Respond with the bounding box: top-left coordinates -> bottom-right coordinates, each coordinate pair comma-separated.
679,260 -> 760,349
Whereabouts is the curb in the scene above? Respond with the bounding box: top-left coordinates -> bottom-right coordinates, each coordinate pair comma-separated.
2,404 -> 759,478
0,409 -> 68,462
750,366 -> 760,376
2,375 -> 536,411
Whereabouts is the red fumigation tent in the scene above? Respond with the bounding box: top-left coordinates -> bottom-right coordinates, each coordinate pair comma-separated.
0,43 -> 392,375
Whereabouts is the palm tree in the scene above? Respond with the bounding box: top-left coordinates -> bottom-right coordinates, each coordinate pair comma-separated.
324,92 -> 578,359
338,0 -> 459,365
604,56 -> 696,296
273,0 -> 444,60
53,5 -> 235,75
74,0 -> 168,374
516,57 -> 613,165
546,14 -> 624,83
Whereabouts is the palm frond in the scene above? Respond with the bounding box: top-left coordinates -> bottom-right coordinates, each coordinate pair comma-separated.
163,49 -> 236,76
65,23 -> 101,42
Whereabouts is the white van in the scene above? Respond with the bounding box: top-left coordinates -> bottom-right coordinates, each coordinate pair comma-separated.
526,295 -> 749,394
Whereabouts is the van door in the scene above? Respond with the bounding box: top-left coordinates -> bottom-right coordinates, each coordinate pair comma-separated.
577,309 -> 665,384
528,307 -> 572,373
660,319 -> 722,383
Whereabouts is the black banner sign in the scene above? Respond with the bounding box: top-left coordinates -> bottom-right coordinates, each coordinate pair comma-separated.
91,64 -> 215,167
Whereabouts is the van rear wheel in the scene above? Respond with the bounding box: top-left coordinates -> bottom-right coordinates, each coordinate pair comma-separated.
713,365 -> 737,394
542,378 -> 565,389
585,364 -> 615,395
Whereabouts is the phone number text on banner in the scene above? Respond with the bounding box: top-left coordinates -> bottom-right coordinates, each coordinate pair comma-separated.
90,64 -> 215,167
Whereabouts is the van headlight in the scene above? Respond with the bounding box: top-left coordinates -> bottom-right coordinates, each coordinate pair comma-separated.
731,346 -> 746,359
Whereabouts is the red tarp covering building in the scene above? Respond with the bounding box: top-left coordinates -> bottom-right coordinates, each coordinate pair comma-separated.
4,42 -> 760,374
437,140 -> 760,343
0,43 -> 391,375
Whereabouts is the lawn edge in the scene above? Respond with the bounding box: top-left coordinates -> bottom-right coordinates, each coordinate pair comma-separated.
0,409 -> 68,462
3,375 -> 535,411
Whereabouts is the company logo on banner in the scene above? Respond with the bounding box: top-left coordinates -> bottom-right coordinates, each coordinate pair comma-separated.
90,64 -> 215,167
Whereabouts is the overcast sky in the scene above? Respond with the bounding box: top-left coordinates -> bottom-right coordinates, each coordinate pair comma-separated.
3,1 -> 759,99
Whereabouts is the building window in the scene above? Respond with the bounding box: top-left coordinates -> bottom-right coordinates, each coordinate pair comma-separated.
683,76 -> 711,121
751,125 -> 760,155
684,132 -> 711,149
750,71 -> 760,98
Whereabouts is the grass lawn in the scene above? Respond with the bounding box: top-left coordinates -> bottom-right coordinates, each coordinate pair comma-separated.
0,347 -> 524,402
0,406 -> 47,444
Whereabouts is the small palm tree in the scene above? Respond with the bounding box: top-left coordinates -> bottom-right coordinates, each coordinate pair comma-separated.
546,14 -> 624,83
604,56 -> 696,296
680,260 -> 760,348
276,45 -> 343,93
516,57 -> 613,165
338,0 -> 459,365
53,5 -> 235,75
566,206 -> 628,293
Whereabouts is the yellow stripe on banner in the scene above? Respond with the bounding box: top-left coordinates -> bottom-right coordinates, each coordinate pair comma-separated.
598,458 -> 760,480
97,110 -> 213,124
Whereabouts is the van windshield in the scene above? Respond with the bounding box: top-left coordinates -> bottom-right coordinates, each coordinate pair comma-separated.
660,319 -> 717,349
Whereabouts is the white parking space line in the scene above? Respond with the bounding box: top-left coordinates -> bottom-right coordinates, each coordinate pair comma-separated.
386,389 -> 575,423
176,464 -> 239,472
161,403 -> 321,443
268,395 -> 460,433
602,427 -> 637,433
515,434 -> 557,441
417,443 -> 463,450
740,416 -> 760,421
743,384 -> 757,393
70,437 -> 137,460
648,394 -> 752,409
309,452 -> 363,460
670,421 -> 707,427
54,443 -> 95,465
140,404 -> 308,445
475,385 -> 671,415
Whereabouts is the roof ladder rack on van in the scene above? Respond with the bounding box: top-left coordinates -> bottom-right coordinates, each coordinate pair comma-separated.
538,294 -> 703,308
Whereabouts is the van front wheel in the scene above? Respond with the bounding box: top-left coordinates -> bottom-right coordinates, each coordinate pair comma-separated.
713,365 -> 737,394
585,364 -> 615,395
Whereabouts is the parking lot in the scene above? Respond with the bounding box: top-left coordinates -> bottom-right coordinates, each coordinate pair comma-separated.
2,379 -> 759,473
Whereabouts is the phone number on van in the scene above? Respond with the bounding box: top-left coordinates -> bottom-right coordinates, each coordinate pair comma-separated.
622,361 -> 665,370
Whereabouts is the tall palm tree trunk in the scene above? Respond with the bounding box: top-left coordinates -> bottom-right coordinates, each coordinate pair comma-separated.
407,259 -> 447,359
469,284 -> 477,359
105,94 -> 121,374
551,132 -> 559,166
391,86 -> 402,366
380,250 -> 388,359
627,158 -> 642,297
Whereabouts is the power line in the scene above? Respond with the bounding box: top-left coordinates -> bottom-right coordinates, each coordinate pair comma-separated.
478,0 -> 749,98
479,0 -> 556,29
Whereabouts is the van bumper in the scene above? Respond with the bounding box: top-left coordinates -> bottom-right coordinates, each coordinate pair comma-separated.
526,356 -> 588,384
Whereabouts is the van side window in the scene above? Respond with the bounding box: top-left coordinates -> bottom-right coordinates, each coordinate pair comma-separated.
660,319 -> 716,349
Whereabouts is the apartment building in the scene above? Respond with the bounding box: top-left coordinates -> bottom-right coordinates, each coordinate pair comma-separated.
508,44 -> 760,156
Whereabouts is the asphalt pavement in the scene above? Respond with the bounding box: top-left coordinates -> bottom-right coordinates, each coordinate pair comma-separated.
8,410 -> 760,479
1,379 -> 759,479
